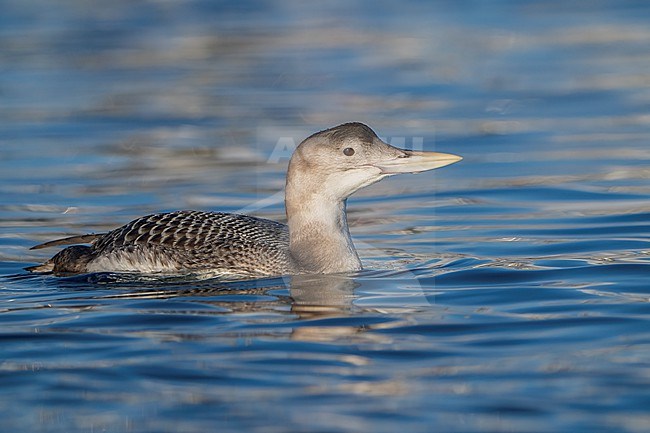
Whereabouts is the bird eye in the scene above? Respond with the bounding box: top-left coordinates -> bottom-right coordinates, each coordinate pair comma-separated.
343,147 -> 355,156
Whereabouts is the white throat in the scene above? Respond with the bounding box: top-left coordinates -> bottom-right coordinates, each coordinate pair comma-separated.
285,175 -> 362,274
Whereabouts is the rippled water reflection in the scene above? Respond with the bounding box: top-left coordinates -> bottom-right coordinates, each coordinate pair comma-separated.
1,0 -> 649,432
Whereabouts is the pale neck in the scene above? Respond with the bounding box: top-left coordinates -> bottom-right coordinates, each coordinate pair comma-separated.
285,182 -> 361,274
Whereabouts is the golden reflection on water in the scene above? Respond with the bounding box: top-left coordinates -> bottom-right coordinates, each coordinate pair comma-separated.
66,272 -> 409,345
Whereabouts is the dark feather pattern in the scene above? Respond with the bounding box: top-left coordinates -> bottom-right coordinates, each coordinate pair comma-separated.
32,211 -> 296,278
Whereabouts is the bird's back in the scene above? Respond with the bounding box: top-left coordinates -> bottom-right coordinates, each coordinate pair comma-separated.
32,210 -> 295,278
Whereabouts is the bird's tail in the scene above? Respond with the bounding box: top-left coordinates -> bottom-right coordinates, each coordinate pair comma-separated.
27,233 -> 104,274
24,261 -> 54,273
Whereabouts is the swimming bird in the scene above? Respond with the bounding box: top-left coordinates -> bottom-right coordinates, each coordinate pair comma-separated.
26,123 -> 461,278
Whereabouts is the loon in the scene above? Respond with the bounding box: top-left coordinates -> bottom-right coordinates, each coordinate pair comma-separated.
26,123 -> 461,278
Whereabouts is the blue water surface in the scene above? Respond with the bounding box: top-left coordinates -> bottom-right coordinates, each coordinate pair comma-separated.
1,1 -> 649,432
